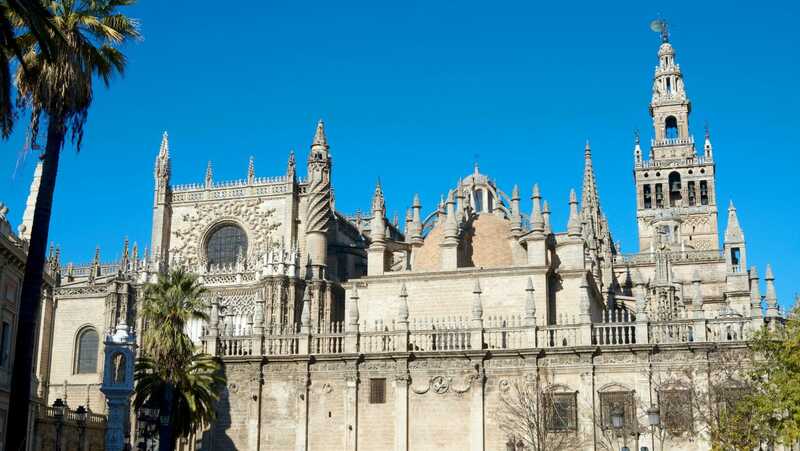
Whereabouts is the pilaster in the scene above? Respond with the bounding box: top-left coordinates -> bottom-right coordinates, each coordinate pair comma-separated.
394,362 -> 410,451
344,364 -> 359,451
295,369 -> 310,451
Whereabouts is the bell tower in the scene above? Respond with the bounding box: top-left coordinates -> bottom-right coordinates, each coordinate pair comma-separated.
634,24 -> 719,253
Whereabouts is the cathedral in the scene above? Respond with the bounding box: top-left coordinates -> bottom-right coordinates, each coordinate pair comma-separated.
5,28 -> 786,451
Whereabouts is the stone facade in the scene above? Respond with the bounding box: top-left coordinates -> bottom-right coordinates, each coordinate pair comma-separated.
23,30 -> 791,451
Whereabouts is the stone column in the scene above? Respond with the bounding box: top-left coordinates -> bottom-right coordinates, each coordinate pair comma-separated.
470,364 -> 486,451
295,371 -> 310,451
247,367 -> 263,451
344,367 -> 359,451
394,363 -> 410,451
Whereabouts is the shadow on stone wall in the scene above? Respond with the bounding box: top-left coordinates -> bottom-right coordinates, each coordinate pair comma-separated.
200,363 -> 236,451
30,402 -> 106,451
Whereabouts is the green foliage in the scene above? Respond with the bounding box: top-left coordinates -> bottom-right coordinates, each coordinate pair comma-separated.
13,0 -> 140,147
134,268 -> 226,446
0,0 -> 60,137
140,268 -> 209,371
745,309 -> 800,447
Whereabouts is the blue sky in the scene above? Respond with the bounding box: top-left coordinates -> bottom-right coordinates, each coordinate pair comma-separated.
1,1 -> 797,308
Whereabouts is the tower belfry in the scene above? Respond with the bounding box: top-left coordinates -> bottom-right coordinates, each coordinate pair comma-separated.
634,26 -> 720,253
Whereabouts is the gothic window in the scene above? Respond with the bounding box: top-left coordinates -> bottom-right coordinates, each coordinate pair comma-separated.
700,181 -> 709,205
599,390 -> 636,432
206,224 -> 248,267
369,378 -> 386,404
643,184 -> 652,209
0,321 -> 11,368
545,392 -> 578,431
668,172 -> 682,207
75,327 -> 99,374
666,77 -> 672,94
665,116 -> 678,139
659,389 -> 694,434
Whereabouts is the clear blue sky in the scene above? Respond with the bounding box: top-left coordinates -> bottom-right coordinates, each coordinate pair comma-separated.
1,1 -> 797,308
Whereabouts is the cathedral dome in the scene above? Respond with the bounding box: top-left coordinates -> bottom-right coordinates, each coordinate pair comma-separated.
412,213 -> 514,272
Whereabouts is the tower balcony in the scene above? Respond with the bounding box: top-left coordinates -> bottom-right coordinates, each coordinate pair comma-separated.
651,135 -> 694,148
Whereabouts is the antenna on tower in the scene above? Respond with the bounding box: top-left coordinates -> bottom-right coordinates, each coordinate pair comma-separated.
649,17 -> 669,43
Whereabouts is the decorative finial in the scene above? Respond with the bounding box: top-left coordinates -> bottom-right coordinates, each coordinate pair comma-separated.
634,129 -> 640,144
248,156 -> 255,181
649,18 -> 669,43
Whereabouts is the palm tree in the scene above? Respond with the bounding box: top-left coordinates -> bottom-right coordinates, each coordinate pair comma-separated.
0,0 -> 59,137
134,269 -> 225,450
6,1 -> 139,449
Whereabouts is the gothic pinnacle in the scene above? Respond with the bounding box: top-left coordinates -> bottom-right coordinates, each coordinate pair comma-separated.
205,161 -> 213,187
312,119 -> 328,148
248,156 -> 255,182
159,131 -> 169,157
542,200 -> 551,234
399,283 -> 409,322
371,179 -> 385,214
724,200 -> 744,243
567,188 -> 582,237
530,184 -> 544,233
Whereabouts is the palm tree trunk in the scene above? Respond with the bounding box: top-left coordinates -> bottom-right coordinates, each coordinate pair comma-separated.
6,116 -> 65,451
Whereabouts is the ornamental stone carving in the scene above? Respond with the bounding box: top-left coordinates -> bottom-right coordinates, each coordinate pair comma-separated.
171,199 -> 281,268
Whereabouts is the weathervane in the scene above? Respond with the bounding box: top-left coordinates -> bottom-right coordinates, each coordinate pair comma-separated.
649,17 -> 669,43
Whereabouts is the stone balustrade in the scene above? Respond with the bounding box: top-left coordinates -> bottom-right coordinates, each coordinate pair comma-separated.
205,310 -> 757,358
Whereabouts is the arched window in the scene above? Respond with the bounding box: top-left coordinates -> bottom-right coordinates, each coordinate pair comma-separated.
473,189 -> 484,213
75,327 -> 99,374
206,224 -> 248,267
665,116 -> 679,139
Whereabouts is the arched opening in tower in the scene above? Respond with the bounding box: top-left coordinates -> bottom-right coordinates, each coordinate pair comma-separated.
668,171 -> 682,207
665,116 -> 679,139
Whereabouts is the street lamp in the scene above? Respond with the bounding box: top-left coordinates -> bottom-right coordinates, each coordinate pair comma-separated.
52,398 -> 65,451
647,405 -> 662,451
610,406 -> 628,451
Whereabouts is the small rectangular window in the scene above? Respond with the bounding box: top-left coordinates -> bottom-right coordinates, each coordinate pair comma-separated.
369,378 -> 386,404
0,321 -> 11,368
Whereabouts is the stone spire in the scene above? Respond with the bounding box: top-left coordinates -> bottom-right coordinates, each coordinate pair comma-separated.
154,131 -> 170,183
704,124 -> 713,159
567,189 -> 582,238
581,140 -> 600,213
301,286 -> 312,332
724,201 -> 744,243
530,184 -> 544,236
398,283 -> 409,323
749,266 -> 762,321
305,121 -> 333,277
370,180 -> 386,242
19,161 -> 43,240
120,237 -> 129,272
310,119 -> 329,158
89,246 -> 100,283
765,264 -> 779,318
443,189 -> 458,239
542,200 -> 551,235
471,279 -> 483,322
204,161 -> 213,189
410,194 -> 423,244
348,285 -> 360,327
287,150 -> 296,180
524,277 -> 536,320
510,184 -> 522,234
247,156 -> 255,184
634,130 -> 642,165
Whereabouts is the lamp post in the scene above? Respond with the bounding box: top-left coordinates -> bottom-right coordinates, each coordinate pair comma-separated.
647,406 -> 662,451
610,405 -> 629,451
52,398 -> 65,451
76,405 -> 87,451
